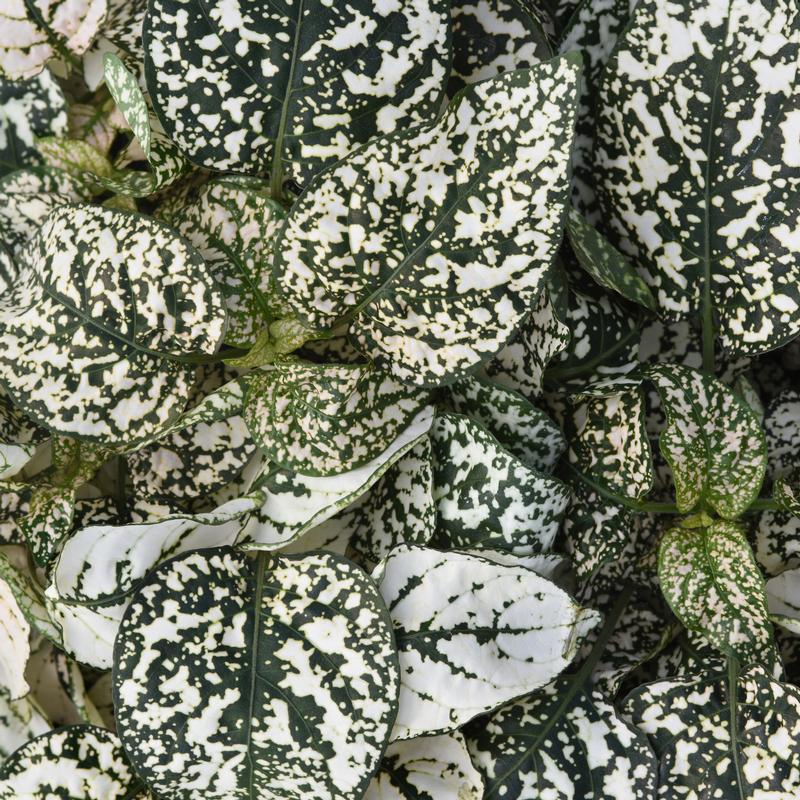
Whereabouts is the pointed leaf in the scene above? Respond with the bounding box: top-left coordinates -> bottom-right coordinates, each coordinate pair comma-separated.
144,0 -> 450,186
275,57 -> 580,385
0,204 -> 227,444
595,0 -> 800,356
373,545 -> 600,740
649,363 -> 767,517
659,519 -> 774,666
114,547 -> 399,800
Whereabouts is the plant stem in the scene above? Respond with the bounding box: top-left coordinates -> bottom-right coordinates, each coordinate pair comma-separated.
727,655 -> 746,800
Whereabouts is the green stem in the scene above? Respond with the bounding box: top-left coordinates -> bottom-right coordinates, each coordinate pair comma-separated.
564,464 -> 680,514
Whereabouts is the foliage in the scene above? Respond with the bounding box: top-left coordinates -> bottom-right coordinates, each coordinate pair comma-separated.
0,1 -> 798,798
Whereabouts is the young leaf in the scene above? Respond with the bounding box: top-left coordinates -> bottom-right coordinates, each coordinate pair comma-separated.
595,0 -> 800,356
443,375 -> 566,472
431,413 -> 570,555
624,666 -> 800,799
566,208 -> 657,311
448,0 -> 551,95
466,680 -> 656,799
0,71 -> 67,177
0,725 -> 146,799
0,204 -> 227,444
245,362 -> 429,477
0,0 -> 107,80
649,363 -> 767,517
275,57 -> 581,385
114,547 -> 399,800
373,545 -> 600,740
143,0 -> 450,189
366,732 -> 484,800
170,177 -> 287,346
659,520 -> 775,667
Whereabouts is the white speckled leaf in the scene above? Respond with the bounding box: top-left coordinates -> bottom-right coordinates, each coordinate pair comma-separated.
448,0 -> 551,95
171,177 -> 287,346
624,666 -> 800,800
0,725 -> 146,799
566,208 -> 657,311
245,361 -> 429,476
483,277 -> 571,400
430,413 -> 570,556
764,390 -> 800,480
0,189 -> 77,257
444,374 -> 566,472
765,568 -> 800,635
373,545 -> 600,740
659,519 -> 775,666
0,71 -> 67,178
238,407 -> 434,550
0,576 -> 30,699
275,57 -> 580,385
0,549 -> 58,643
564,388 -> 654,501
365,731 -> 483,800
144,0 -> 450,189
0,0 -> 107,80
649,363 -> 767,517
0,204 -> 227,445
595,0 -> 800,356
314,438 -> 436,565
114,547 -> 399,800
465,679 -> 656,799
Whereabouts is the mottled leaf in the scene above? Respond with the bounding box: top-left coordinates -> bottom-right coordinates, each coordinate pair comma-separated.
0,725 -> 145,799
0,71 -> 67,177
0,576 -> 30,699
275,57 -> 580,385
431,413 -> 570,555
114,547 -> 399,800
0,692 -> 50,758
659,519 -> 774,666
595,0 -> 800,356
649,363 -> 767,517
374,545 -> 599,740
144,0 -> 450,188
0,204 -> 227,444
448,0 -> 551,95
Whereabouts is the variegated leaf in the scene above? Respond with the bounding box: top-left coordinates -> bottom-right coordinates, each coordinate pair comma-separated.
83,0 -> 147,87
0,725 -> 146,799
317,438 -> 436,565
238,407 -> 434,550
649,363 -> 767,517
659,519 -> 775,666
0,189 -> 77,256
444,374 -> 566,472
448,0 -> 551,95
275,57 -> 580,385
465,679 -> 657,799
0,576 -> 30,699
764,390 -> 800,480
563,388 -> 654,501
0,0 -> 107,80
0,204 -> 227,444
0,549 -> 58,643
483,276 -> 571,400
558,0 -> 637,217
171,177 -> 287,346
245,362 -> 428,476
0,71 -> 67,178
765,568 -> 800,635
431,413 -> 570,555
624,666 -> 800,800
373,545 -> 600,740
595,0 -> 800,356
566,208 -> 657,311
114,547 -> 399,800
144,0 -> 450,190
365,732 -> 483,800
